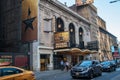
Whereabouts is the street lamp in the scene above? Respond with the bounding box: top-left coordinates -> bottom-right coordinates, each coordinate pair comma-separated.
110,0 -> 120,3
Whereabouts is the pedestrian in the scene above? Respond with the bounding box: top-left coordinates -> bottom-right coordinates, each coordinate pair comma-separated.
65,61 -> 69,71
60,60 -> 64,71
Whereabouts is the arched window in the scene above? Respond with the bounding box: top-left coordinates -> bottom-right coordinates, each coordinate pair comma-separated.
56,18 -> 64,32
79,27 -> 83,41
79,27 -> 84,49
69,23 -> 76,47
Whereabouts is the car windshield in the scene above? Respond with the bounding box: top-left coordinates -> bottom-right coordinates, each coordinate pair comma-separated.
101,61 -> 110,66
77,61 -> 92,67
111,60 -> 116,63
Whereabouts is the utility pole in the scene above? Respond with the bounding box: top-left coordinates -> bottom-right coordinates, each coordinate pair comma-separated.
110,0 -> 120,3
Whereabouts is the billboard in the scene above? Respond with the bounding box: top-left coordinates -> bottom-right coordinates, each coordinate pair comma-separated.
22,0 -> 38,42
76,0 -> 94,6
54,32 -> 69,49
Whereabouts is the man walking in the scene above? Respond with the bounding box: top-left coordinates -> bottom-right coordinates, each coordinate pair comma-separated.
60,60 -> 64,71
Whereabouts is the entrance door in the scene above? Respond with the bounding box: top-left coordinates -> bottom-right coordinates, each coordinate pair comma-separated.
40,54 -> 50,71
72,55 -> 77,66
53,54 -> 63,69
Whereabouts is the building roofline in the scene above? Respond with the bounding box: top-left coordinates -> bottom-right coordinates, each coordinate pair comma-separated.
49,0 -> 90,25
99,27 -> 117,38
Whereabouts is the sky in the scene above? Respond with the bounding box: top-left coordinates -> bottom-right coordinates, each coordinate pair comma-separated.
58,0 -> 120,41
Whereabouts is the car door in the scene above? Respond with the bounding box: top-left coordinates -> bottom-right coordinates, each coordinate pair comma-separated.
92,61 -> 100,75
95,61 -> 101,74
91,61 -> 97,74
13,69 -> 28,80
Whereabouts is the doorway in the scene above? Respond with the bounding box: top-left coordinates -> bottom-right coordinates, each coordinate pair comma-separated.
40,54 -> 50,71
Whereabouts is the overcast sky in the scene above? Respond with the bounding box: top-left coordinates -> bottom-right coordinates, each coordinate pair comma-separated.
58,0 -> 120,41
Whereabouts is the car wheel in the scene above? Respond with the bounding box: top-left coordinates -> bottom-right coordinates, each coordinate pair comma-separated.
89,73 -> 93,79
99,72 -> 102,76
112,67 -> 114,71
72,76 -> 76,79
114,67 -> 116,71
109,68 -> 113,72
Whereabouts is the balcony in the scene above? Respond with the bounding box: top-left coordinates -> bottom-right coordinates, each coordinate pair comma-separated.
69,41 -> 85,49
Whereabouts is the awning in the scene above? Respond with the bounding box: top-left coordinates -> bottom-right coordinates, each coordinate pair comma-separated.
54,48 -> 97,55
70,48 -> 97,55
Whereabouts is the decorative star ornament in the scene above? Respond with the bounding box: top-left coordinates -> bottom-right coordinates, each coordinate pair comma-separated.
23,17 -> 36,32
23,8 -> 36,32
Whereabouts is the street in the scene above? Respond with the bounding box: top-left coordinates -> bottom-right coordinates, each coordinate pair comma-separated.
35,68 -> 120,80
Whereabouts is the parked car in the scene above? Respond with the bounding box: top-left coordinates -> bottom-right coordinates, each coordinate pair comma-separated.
70,60 -> 102,79
101,61 -> 115,72
116,59 -> 120,67
109,60 -> 117,68
0,66 -> 35,80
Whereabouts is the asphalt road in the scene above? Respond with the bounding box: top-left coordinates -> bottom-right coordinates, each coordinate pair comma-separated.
36,68 -> 120,80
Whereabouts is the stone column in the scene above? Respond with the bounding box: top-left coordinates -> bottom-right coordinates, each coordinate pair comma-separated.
31,42 -> 40,71
48,53 -> 54,70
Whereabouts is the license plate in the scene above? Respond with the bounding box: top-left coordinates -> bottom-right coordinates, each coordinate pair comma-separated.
76,72 -> 79,75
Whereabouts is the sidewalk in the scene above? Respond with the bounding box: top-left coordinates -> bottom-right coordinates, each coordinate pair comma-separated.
34,69 -> 66,80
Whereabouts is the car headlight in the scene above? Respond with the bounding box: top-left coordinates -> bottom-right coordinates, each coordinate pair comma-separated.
107,66 -> 110,68
71,68 -> 75,71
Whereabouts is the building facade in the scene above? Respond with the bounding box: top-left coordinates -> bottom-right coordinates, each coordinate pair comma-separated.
97,16 -> 118,61
0,0 -> 40,70
0,0 -> 30,69
70,2 -> 118,62
70,4 -> 100,60
39,0 -> 97,71
0,0 -> 118,71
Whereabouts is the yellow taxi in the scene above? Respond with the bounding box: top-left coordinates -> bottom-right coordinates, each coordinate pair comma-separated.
0,66 -> 36,80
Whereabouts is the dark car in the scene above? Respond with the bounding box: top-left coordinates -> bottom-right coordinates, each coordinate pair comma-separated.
70,60 -> 102,79
109,60 -> 117,69
101,61 -> 115,72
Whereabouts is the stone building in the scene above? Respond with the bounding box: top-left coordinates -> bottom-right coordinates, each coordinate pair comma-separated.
70,4 -> 100,60
39,0 -> 99,71
97,16 -> 118,61
70,1 -> 118,62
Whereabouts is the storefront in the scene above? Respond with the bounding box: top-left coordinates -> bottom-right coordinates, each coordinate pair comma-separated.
40,54 -> 50,71
53,48 -> 97,69
0,52 -> 29,69
53,31 -> 98,69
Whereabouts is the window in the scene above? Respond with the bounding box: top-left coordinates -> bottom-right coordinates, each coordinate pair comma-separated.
1,68 -> 23,77
56,18 -> 64,32
69,23 -> 76,47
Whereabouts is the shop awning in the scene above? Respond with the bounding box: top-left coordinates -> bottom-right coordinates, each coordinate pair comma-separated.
54,48 -> 97,55
70,48 -> 97,55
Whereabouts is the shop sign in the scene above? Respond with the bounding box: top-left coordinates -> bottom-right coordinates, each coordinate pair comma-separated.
54,32 -> 69,49
113,52 -> 119,57
0,55 -> 12,66
0,55 -> 12,58
87,40 -> 99,50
